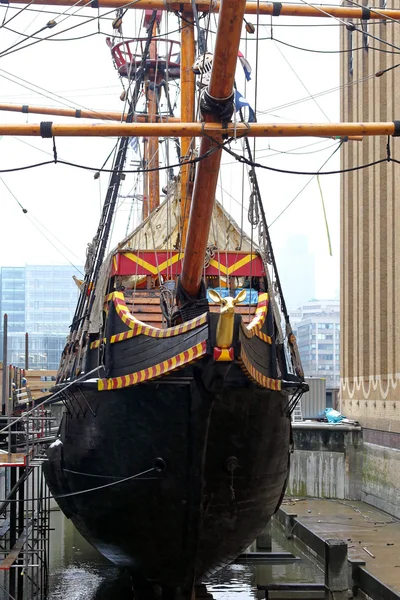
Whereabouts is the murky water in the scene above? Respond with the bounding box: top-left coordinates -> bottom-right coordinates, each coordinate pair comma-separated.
47,510 -> 323,600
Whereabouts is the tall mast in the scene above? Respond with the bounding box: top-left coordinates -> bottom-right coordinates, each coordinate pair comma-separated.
143,136 -> 150,218
180,0 -> 247,296
146,18 -> 160,215
179,11 -> 195,248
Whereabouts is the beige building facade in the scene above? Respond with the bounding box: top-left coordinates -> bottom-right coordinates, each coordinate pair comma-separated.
340,8 -> 400,515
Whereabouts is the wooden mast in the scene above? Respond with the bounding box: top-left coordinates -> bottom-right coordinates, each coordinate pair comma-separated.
180,0 -> 247,297
5,0 -> 400,20
146,19 -> 160,215
143,136 -> 150,218
179,11 -> 195,249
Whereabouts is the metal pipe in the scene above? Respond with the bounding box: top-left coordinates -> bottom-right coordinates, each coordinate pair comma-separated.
2,315 -> 7,416
0,122 -> 390,137
4,0 -> 400,19
24,333 -> 28,371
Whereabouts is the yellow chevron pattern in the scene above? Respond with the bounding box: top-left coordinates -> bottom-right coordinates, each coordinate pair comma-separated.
124,252 -> 185,275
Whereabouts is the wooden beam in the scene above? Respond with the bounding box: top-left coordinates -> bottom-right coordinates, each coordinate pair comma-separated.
0,526 -> 31,570
0,103 -> 180,123
0,122 -> 393,137
4,0 -> 400,20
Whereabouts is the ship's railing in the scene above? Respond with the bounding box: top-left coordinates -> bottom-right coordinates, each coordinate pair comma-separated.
110,38 -> 181,80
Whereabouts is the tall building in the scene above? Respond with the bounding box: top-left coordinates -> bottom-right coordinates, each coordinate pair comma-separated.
277,235 -> 316,310
340,8 -> 400,516
292,300 -> 340,389
0,266 -> 79,370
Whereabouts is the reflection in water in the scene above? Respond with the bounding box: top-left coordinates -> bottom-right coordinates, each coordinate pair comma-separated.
47,511 -> 322,600
48,510 -> 134,600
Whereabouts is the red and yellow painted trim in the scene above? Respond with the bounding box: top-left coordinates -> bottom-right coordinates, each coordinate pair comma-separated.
98,340 -> 207,391
256,330 -> 272,344
111,250 -> 265,277
239,348 -> 281,391
241,293 -> 269,338
213,347 -> 234,361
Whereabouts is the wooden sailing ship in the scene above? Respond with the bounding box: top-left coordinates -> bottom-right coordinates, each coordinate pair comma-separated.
42,5 -> 308,594
2,0 -> 400,597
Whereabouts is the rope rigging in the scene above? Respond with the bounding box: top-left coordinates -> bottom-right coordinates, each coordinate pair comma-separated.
59,10 -> 160,382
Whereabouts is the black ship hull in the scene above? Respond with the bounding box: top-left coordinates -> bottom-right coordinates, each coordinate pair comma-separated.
44,371 -> 292,590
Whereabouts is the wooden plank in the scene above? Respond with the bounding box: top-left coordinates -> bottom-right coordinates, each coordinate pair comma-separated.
111,328 -> 207,377
132,313 -> 255,324
0,526 -> 30,570
0,519 -> 10,537
133,305 -> 164,314
124,290 -> 160,299
132,313 -> 164,322
126,297 -> 161,305
0,453 -> 28,466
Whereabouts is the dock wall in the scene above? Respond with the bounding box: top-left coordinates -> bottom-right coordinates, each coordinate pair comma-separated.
287,424 -> 400,517
287,424 -> 362,500
361,442 -> 400,519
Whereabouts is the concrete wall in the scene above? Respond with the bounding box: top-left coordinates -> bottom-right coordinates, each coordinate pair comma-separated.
286,425 -> 400,518
361,443 -> 400,519
287,424 -> 363,500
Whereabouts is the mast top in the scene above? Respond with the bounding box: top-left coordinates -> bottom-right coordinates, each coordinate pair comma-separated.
108,37 -> 181,80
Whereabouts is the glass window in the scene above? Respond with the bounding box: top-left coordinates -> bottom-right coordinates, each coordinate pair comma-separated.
348,28 -> 353,76
361,20 -> 369,51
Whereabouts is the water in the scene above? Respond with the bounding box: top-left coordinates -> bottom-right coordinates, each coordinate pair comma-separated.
47,510 -> 323,600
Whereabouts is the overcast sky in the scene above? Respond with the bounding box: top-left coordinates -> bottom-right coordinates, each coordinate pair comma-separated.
0,2 -> 343,300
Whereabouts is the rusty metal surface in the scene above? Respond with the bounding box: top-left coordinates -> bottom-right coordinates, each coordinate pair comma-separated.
282,498 -> 400,593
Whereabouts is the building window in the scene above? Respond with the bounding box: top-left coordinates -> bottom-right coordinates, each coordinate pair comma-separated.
348,28 -> 353,76
361,19 -> 369,51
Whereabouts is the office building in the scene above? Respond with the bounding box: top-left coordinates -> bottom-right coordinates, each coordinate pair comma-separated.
340,7 -> 400,516
292,300 -> 340,389
0,266 -> 79,370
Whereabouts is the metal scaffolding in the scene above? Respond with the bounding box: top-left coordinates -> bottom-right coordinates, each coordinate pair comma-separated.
0,315 -> 55,599
0,409 -> 54,600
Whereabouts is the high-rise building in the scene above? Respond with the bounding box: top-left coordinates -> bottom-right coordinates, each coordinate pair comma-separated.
292,300 -> 340,389
277,235 -> 316,310
0,266 -> 79,370
340,8 -> 400,516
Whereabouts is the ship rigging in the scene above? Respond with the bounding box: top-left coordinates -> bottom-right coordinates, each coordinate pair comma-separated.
1,0 -> 400,598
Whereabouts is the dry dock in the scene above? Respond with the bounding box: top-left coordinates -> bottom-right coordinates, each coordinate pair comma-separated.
279,498 -> 400,595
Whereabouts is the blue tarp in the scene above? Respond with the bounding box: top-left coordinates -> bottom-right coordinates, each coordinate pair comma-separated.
325,408 -> 345,423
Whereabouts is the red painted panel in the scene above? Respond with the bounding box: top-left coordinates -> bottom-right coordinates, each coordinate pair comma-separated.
111,251 -> 265,277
